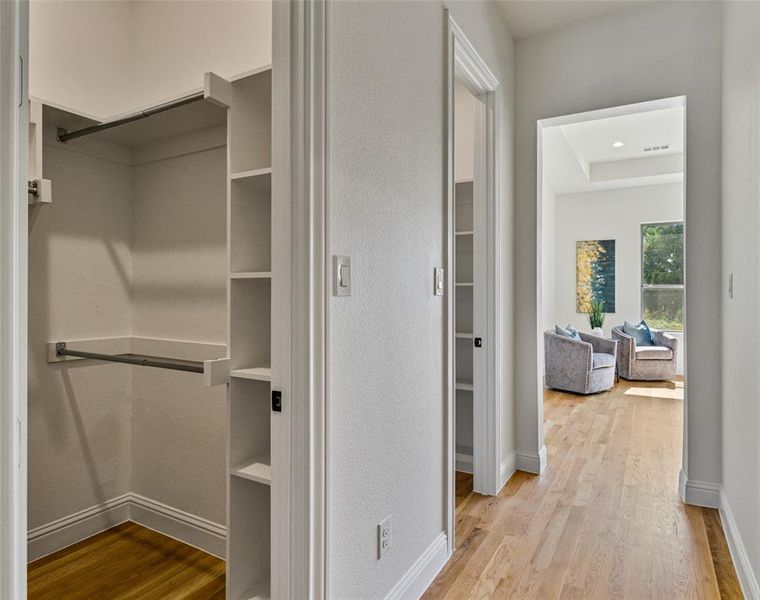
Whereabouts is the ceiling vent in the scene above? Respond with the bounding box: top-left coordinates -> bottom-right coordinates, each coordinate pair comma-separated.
644,144 -> 670,152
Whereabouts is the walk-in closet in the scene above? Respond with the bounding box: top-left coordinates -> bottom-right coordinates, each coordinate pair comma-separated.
26,2 -> 282,599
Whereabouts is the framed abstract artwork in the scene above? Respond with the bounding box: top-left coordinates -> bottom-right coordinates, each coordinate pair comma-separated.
576,239 -> 616,312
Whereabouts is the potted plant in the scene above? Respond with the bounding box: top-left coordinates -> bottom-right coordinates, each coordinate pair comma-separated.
587,298 -> 606,336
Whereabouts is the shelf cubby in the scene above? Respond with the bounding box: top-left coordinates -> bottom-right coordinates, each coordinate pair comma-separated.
227,477 -> 271,600
230,278 -> 270,372
230,176 -> 271,274
229,70 -> 271,174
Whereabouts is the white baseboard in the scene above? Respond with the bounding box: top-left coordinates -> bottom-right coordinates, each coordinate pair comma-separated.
678,470 -> 721,508
28,494 -> 131,562
384,532 -> 449,600
515,445 -> 546,474
720,490 -> 760,600
130,493 -> 226,558
455,452 -> 473,474
28,493 -> 226,562
499,451 -> 516,491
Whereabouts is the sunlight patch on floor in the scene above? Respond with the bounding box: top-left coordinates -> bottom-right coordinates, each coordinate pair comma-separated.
624,384 -> 684,400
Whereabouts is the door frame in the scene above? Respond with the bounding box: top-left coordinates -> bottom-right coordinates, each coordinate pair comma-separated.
445,11 -> 502,553
0,0 -> 28,596
535,95 -> 688,486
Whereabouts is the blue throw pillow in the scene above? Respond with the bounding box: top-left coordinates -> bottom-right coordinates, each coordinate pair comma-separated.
555,324 -> 581,341
623,320 -> 654,346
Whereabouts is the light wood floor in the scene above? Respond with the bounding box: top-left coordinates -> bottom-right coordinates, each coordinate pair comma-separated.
424,379 -> 743,600
28,522 -> 225,600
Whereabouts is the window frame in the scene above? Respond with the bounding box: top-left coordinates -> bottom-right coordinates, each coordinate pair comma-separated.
640,220 -> 684,332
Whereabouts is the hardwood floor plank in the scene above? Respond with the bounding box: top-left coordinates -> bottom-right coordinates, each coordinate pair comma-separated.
424,380 -> 743,599
28,522 -> 225,600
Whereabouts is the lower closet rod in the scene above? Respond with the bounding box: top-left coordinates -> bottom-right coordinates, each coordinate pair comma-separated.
55,342 -> 204,373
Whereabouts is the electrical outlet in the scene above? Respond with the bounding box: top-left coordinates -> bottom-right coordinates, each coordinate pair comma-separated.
377,515 -> 391,559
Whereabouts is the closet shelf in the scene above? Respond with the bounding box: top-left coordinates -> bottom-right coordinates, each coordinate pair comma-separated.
231,367 -> 272,382
456,381 -> 474,392
455,230 -> 474,236
230,167 -> 272,182
456,282 -> 474,287
230,271 -> 272,280
456,332 -> 474,339
231,458 -> 272,485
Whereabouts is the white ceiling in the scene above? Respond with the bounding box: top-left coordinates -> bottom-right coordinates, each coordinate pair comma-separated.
543,106 -> 684,194
560,106 -> 684,163
494,0 -> 657,40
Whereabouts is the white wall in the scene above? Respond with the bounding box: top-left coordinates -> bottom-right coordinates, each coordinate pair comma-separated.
454,79 -> 475,182
514,2 -> 722,486
29,1 -> 132,117
30,0 -> 271,117
721,3 -> 760,596
130,134 -> 228,526
28,141 -> 134,531
129,1 -> 271,110
552,183 -> 685,374
326,1 -> 514,597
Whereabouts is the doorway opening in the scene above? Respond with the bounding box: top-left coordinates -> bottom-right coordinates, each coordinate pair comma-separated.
445,12 -> 502,555
537,96 -> 687,486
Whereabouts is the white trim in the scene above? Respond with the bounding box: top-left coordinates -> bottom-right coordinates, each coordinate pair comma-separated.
499,451 -> 517,491
455,452 -> 473,474
281,0 -> 328,597
0,0 -> 28,596
384,533 -> 449,600
678,469 -> 721,508
28,494 -> 131,562
27,493 -> 226,563
515,446 -> 547,475
720,490 -> 760,600
129,493 -> 225,558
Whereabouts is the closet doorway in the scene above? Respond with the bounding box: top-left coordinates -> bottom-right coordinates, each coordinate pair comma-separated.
20,3 -> 289,599
445,12 -> 503,553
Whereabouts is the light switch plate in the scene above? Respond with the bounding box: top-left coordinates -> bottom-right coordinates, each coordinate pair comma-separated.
434,267 -> 444,296
334,255 -> 351,297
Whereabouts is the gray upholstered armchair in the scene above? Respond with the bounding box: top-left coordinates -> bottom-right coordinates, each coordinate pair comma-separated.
612,326 -> 678,381
544,331 -> 618,395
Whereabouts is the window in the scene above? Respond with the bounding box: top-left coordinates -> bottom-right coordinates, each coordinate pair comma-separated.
641,222 -> 684,331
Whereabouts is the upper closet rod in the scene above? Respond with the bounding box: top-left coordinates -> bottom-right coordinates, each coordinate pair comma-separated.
55,342 -> 204,373
57,91 -> 206,143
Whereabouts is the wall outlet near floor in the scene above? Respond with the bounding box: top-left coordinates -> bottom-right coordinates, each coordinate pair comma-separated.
377,515 -> 391,559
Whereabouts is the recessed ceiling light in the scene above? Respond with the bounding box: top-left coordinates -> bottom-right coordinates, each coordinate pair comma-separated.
612,141 -> 624,148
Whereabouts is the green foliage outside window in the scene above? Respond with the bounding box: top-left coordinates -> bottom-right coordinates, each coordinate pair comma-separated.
641,223 -> 684,331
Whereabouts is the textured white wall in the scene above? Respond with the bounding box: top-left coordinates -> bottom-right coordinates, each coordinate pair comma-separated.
30,0 -> 271,117
552,184 -> 685,374
129,1 -> 271,110
515,1 -> 722,485
30,1 -> 132,117
28,142 -> 133,529
130,138 -> 228,524
721,2 -> 760,593
327,1 -> 514,597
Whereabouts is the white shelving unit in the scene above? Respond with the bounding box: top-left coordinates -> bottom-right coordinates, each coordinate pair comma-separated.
225,67 -> 275,600
455,180 -> 475,473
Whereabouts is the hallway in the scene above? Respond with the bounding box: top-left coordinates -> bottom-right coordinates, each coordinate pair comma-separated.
424,380 -> 741,599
